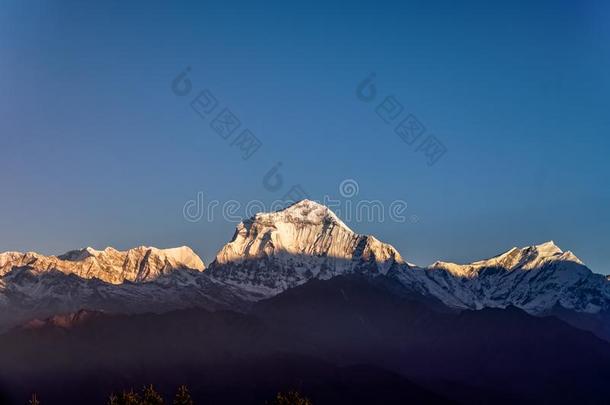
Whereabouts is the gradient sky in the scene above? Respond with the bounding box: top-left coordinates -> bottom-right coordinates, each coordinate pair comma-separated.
1,0 -> 609,272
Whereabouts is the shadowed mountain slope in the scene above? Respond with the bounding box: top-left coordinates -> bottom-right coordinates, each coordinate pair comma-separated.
1,276 -> 609,404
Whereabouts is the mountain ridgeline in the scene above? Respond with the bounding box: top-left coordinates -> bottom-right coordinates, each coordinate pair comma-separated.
1,200 -> 610,404
0,200 -> 608,334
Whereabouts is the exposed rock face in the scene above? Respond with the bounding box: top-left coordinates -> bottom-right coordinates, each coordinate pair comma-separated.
208,199 -> 407,297
0,246 -> 205,284
22,309 -> 105,330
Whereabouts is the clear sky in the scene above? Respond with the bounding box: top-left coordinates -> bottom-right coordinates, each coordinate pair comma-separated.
1,0 -> 609,272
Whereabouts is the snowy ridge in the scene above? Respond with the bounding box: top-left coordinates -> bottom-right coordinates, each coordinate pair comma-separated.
0,245 -> 205,284
417,241 -> 609,313
428,241 -> 580,277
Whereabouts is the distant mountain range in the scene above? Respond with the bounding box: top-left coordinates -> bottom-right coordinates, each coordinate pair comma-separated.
2,199 -> 610,403
1,199 -> 609,337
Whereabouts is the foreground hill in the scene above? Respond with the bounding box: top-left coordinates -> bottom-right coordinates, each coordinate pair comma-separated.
1,276 -> 609,404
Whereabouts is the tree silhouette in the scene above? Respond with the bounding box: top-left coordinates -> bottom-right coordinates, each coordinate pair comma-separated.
172,385 -> 194,405
107,389 -> 142,405
107,393 -> 119,405
141,385 -> 164,405
28,393 -> 40,405
269,390 -> 312,405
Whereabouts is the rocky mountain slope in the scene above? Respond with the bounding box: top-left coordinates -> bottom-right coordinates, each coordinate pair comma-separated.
0,246 -> 235,330
0,266 -> 246,331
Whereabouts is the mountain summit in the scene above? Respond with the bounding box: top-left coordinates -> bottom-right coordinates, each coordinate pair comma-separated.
208,199 -> 406,296
421,240 -> 606,313
429,241 -> 582,278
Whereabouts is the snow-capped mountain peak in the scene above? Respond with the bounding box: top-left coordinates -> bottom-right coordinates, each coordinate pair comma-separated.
418,241 -> 606,314
209,199 -> 405,296
256,199 -> 353,232
429,241 -> 580,278
535,240 -> 562,255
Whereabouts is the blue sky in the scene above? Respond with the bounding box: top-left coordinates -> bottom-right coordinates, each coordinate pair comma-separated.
1,0 -> 609,272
